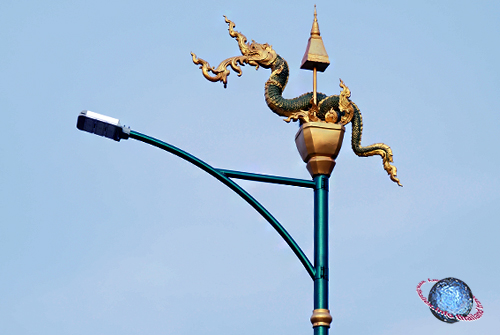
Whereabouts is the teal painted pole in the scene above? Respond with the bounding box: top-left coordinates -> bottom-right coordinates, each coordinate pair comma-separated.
77,112 -> 339,333
313,174 -> 330,335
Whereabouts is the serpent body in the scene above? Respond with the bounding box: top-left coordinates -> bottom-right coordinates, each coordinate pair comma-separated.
264,54 -> 400,186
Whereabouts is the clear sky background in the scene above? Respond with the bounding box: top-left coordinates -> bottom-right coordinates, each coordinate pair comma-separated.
1,1 -> 499,334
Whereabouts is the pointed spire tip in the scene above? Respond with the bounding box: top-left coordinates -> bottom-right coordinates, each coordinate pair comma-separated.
301,5 -> 330,72
311,5 -> 320,36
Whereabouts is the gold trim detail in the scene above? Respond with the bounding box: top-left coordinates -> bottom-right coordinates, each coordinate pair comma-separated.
284,97 -> 320,124
284,79 -> 354,126
338,79 -> 354,125
310,309 -> 333,328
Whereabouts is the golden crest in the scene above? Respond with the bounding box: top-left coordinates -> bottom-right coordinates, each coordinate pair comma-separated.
338,79 -> 354,125
191,16 -> 277,88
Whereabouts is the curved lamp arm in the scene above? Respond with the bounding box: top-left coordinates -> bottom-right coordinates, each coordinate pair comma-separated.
76,110 -> 315,278
129,130 -> 315,279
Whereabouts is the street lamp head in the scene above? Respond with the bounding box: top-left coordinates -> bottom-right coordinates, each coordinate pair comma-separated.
76,110 -> 130,141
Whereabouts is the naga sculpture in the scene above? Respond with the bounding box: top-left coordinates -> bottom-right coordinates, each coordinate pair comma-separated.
191,16 -> 401,186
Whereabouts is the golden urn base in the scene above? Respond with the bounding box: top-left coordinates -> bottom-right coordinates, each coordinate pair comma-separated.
295,122 -> 345,177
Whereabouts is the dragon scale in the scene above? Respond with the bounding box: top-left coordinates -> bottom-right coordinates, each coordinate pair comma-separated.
191,16 -> 401,186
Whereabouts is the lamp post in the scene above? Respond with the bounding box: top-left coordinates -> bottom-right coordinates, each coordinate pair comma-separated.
77,109 -> 342,334
77,7 -> 400,335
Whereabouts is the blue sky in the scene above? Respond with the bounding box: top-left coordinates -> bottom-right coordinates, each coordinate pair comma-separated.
1,1 -> 499,334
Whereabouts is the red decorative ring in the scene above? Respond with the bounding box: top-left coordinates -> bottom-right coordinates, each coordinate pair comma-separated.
416,278 -> 483,322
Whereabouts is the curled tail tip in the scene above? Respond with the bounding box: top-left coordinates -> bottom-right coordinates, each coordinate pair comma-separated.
390,169 -> 402,187
385,160 -> 402,187
393,177 -> 403,187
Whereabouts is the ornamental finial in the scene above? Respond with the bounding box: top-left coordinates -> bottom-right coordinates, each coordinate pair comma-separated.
300,5 -> 329,72
311,5 -> 320,37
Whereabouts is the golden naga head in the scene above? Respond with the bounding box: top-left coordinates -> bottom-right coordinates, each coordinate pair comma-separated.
191,16 -> 277,88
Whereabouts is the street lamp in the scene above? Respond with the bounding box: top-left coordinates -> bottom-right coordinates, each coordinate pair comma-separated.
77,110 -> 130,141
77,8 -> 400,335
77,109 -> 339,334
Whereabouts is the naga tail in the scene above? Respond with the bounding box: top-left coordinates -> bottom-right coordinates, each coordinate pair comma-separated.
351,103 -> 402,186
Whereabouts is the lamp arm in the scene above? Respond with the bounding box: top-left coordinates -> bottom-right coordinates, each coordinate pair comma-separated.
129,130 -> 316,280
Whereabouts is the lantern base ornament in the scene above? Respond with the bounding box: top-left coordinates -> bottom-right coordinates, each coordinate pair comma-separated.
192,14 -> 402,186
295,122 -> 345,177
